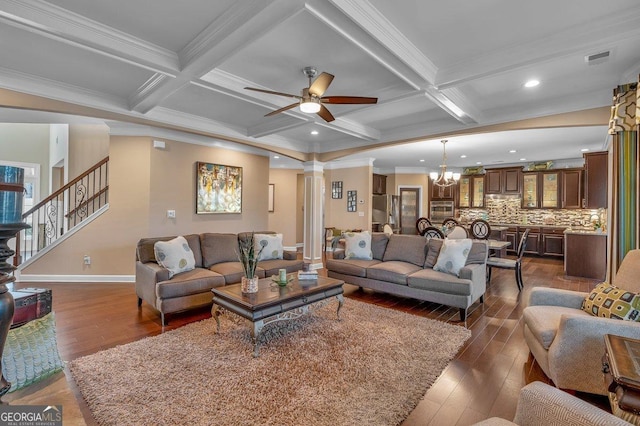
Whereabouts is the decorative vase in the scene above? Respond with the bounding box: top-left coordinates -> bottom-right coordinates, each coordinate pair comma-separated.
241,276 -> 259,293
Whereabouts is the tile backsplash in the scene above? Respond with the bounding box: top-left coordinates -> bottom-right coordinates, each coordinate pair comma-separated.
458,197 -> 605,227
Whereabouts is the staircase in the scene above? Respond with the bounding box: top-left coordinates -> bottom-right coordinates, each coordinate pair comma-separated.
15,157 -> 109,267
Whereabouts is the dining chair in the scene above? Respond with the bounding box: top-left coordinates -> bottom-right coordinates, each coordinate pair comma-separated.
447,225 -> 469,239
415,217 -> 432,235
420,226 -> 444,239
486,229 -> 529,290
441,217 -> 459,234
470,219 -> 491,240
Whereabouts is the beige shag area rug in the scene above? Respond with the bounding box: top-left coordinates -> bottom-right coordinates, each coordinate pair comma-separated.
69,299 -> 470,426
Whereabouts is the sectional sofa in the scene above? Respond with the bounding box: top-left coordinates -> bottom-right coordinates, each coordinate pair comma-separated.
326,233 -> 488,324
135,232 -> 304,325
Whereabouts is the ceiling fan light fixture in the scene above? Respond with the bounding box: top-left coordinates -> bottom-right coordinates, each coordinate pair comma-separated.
300,98 -> 321,114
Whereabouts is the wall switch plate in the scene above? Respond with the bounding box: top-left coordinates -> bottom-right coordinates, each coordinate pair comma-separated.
167,210 -> 176,218
358,211 -> 364,217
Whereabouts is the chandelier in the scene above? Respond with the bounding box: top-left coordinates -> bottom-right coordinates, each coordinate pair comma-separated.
430,140 -> 461,187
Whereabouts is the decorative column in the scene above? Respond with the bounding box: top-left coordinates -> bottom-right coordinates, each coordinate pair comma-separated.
302,161 -> 324,270
608,81 -> 639,273
0,166 -> 30,400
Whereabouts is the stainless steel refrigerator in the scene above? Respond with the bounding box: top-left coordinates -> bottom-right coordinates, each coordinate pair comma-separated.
372,194 -> 399,233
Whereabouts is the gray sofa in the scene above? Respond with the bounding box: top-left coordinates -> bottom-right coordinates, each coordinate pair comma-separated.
326,233 -> 488,323
135,232 -> 304,325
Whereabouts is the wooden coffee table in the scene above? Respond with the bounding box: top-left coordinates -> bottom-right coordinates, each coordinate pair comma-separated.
211,275 -> 344,357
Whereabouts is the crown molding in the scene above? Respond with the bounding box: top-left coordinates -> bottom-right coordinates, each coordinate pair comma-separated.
0,65 -> 126,109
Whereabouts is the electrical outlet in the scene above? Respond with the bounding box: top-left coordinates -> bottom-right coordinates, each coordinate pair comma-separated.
83,255 -> 91,265
167,210 -> 176,218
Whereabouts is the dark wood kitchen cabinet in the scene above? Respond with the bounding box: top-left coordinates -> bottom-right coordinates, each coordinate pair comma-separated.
561,169 -> 583,209
584,152 -> 608,209
541,227 -> 565,257
373,173 -> 387,195
485,167 -> 521,194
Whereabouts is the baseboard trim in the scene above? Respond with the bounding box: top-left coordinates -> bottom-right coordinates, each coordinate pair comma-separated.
17,274 -> 135,283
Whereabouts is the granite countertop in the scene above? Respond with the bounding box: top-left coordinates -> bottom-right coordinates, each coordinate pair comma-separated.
564,228 -> 608,236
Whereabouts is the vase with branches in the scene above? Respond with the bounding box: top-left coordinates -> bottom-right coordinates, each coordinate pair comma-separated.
237,232 -> 264,293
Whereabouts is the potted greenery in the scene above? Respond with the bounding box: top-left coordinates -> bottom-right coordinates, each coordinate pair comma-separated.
237,232 -> 264,293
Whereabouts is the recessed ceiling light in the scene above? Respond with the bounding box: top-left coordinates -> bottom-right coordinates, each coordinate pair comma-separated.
581,148 -> 590,152
310,130 -> 319,135
524,79 -> 540,88
520,158 -> 527,161
460,155 -> 467,158
273,155 -> 280,159
419,159 -> 425,162
509,150 -> 517,153
476,161 -> 482,165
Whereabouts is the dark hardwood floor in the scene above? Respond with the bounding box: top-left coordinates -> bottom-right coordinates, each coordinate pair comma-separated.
14,255 -> 608,426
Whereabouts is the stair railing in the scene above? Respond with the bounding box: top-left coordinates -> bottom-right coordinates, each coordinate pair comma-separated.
15,157 -> 109,266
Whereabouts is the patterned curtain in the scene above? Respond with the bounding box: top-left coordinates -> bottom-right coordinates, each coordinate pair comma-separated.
608,81 -> 639,271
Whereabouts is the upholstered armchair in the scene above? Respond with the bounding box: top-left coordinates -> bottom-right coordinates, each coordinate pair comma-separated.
473,381 -> 630,426
522,249 -> 640,396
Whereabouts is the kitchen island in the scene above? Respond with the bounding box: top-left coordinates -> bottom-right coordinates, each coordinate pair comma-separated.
564,229 -> 607,281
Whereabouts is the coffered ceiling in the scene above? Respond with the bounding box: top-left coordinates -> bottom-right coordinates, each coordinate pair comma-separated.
0,0 -> 639,171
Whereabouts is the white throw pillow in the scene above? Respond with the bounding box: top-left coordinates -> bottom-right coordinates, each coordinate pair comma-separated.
433,238 -> 473,277
344,231 -> 373,260
154,236 -> 196,279
254,233 -> 284,260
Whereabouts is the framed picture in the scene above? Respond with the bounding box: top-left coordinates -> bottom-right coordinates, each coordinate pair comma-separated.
331,181 -> 343,199
196,162 -> 242,214
347,190 -> 357,212
268,184 -> 275,212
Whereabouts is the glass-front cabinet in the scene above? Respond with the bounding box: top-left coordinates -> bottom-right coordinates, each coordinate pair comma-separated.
541,172 -> 560,208
472,176 -> 484,207
522,171 -> 560,208
522,173 -> 538,208
457,175 -> 484,208
458,177 -> 470,207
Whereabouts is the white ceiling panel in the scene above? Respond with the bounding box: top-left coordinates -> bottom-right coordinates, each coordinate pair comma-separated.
46,0 -> 235,52
159,84 -> 271,129
0,24 -> 152,98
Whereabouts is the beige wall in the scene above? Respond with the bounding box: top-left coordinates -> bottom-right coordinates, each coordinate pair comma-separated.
68,124 -> 110,178
324,165 -> 372,231
22,136 -> 270,276
267,168 -> 300,247
394,173 -> 429,218
0,124 -> 50,197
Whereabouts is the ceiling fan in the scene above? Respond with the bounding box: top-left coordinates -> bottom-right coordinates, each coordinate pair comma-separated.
244,66 -> 377,122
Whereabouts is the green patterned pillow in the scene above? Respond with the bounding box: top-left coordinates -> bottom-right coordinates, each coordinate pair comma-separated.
2,312 -> 64,392
154,236 -> 196,278
254,233 -> 284,261
582,282 -> 640,321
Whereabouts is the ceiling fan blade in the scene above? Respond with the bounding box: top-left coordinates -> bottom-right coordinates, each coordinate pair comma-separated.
308,72 -> 334,97
317,104 -> 335,122
321,96 -> 378,104
265,102 -> 298,117
245,87 -> 300,99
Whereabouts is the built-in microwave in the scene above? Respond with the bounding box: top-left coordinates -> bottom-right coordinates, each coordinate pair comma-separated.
429,201 -> 454,223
